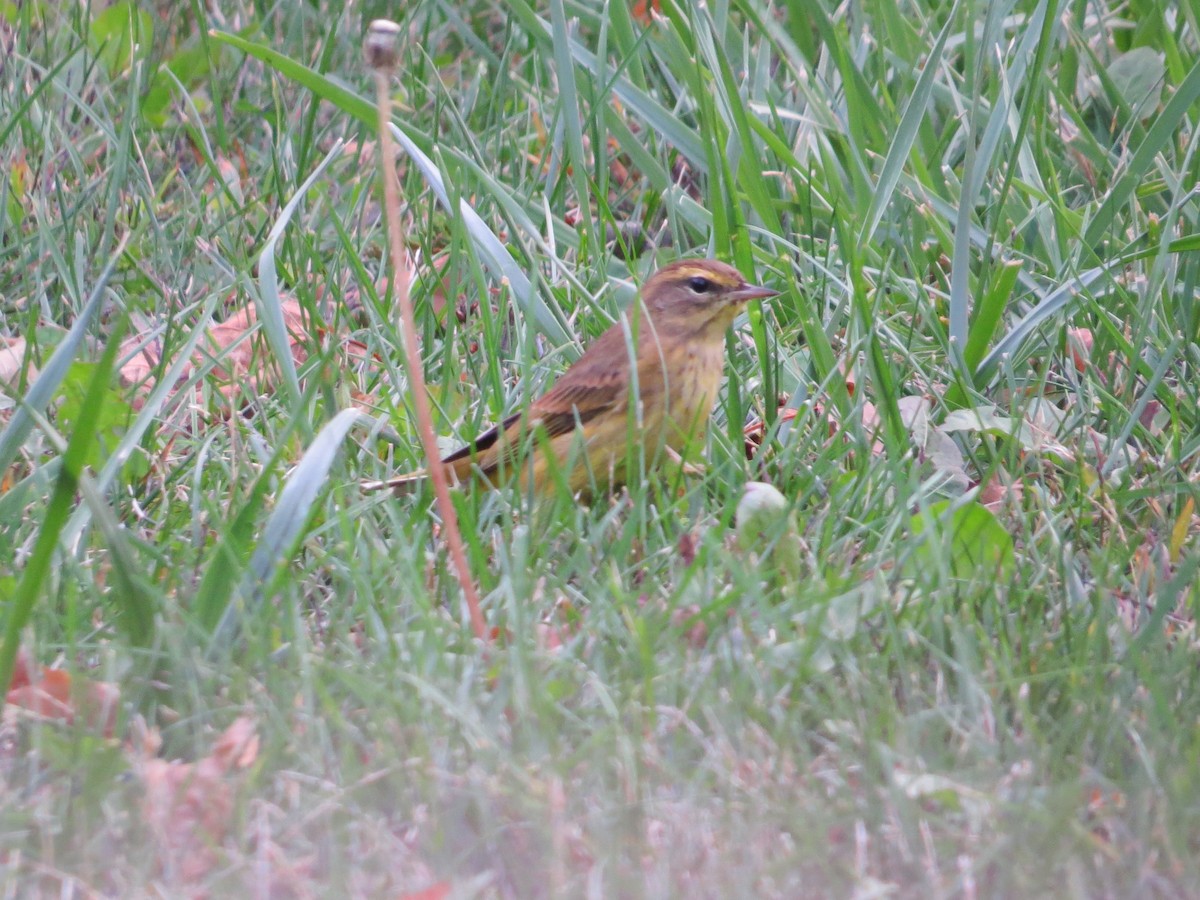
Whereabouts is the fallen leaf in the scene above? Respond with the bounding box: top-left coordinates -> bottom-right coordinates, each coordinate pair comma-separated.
978,468 -> 1024,511
1139,399 -> 1163,434
400,884 -> 451,900
677,530 -> 698,566
743,407 -> 797,459
0,337 -> 36,385
5,649 -> 120,736
1067,328 -> 1093,373
924,425 -> 970,494
858,401 -> 885,454
1106,48 -> 1166,120
201,299 -> 310,392
631,0 -> 661,25
537,597 -> 583,652
6,648 -> 33,691
136,715 -> 258,884
670,604 -> 709,649
941,405 -> 1075,463
118,295 -> 339,410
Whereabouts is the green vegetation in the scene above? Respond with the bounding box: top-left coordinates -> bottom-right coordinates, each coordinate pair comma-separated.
2,0 -> 1198,895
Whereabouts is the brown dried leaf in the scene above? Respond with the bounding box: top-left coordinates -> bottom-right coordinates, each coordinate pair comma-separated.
978,469 -> 1024,511
210,714 -> 259,771
670,604 -> 709,649
743,407 -> 797,459
214,155 -> 243,205
203,299 -> 310,393
1067,327 -> 1093,373
0,337 -> 35,385
5,649 -> 120,737
136,715 -> 258,884
677,530 -> 698,566
632,0 -> 661,25
859,401 -> 886,455
537,597 -> 583,653
400,884 -> 451,900
119,296 -> 315,404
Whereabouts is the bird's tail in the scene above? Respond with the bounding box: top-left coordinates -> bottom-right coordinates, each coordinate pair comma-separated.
362,455 -> 485,494
365,417 -> 514,495
361,471 -> 428,494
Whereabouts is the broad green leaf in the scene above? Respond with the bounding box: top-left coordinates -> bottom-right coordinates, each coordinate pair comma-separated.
908,500 -> 1015,583
88,1 -> 153,75
1106,48 -> 1167,119
941,405 -> 1074,462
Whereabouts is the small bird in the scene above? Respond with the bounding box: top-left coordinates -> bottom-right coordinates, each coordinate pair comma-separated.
367,258 -> 778,497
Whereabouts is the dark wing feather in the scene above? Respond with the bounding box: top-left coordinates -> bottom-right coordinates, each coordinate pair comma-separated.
441,411 -> 522,465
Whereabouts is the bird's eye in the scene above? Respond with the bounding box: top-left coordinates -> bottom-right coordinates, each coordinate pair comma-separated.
687,276 -> 713,294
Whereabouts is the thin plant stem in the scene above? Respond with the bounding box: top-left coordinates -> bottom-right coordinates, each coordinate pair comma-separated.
366,21 -> 488,643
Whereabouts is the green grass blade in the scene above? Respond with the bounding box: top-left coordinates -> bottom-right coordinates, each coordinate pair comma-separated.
76,473 -> 157,646
256,140 -> 344,409
0,236 -> 127,474
0,313 -> 126,697
211,407 -> 365,648
208,29 -> 381,128
505,0 -> 708,168
211,28 -> 570,346
858,0 -> 959,247
549,0 -> 592,243
976,234 -> 1200,383
386,123 -> 571,345
1082,56 -> 1200,251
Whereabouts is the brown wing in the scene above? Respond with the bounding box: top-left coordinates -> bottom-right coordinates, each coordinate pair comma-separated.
526,323 -> 633,438
434,320 -> 635,481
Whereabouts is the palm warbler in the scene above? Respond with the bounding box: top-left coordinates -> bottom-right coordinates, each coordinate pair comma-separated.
367,258 -> 778,496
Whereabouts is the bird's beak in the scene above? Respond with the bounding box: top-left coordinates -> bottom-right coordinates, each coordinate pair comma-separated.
731,283 -> 779,303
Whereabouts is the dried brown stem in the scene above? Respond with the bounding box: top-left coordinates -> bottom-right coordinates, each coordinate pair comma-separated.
366,20 -> 487,643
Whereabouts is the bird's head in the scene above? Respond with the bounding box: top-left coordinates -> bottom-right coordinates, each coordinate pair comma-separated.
641,259 -> 778,336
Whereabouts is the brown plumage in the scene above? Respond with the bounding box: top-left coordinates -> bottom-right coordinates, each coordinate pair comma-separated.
365,258 -> 778,497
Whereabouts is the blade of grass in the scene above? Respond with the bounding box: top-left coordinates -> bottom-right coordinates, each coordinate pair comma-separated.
60,293 -> 222,547
945,257 -> 1023,407
949,0 -> 1055,371
388,122 -> 571,345
255,140 -> 344,411
548,0 -> 593,244
1082,57 -> 1200,252
975,233 -> 1200,384
1100,335 -> 1181,478
0,313 -> 126,697
504,0 -> 708,168
191,465 -> 281,636
212,407 -> 366,648
0,235 -> 127,474
858,0 -> 959,247
209,28 -> 570,346
76,472 -> 156,646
